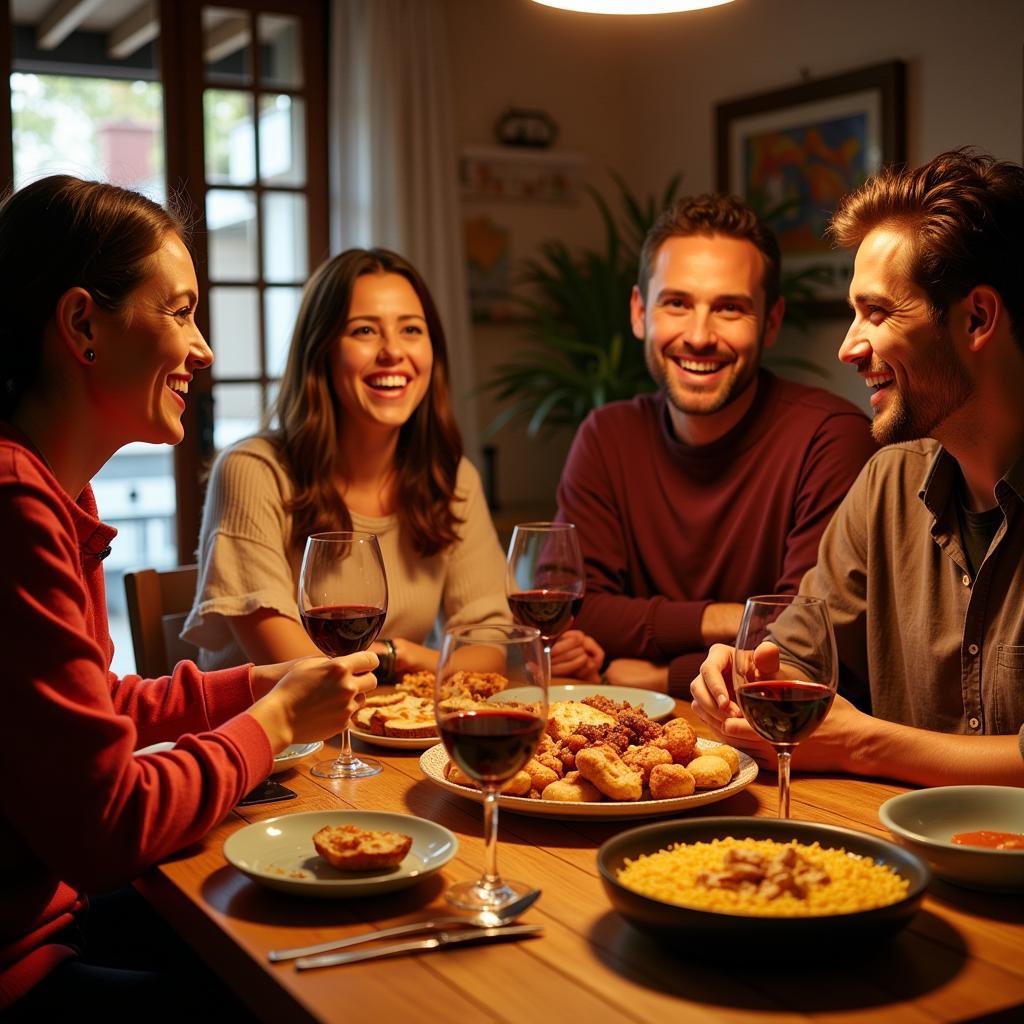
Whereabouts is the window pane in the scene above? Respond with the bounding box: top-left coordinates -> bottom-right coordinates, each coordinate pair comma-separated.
213,383 -> 262,451
259,15 -> 303,89
204,7 -> 252,85
265,286 -> 302,378
259,94 -> 305,186
203,89 -> 255,185
262,191 -> 307,283
206,189 -> 258,281
210,287 -> 261,379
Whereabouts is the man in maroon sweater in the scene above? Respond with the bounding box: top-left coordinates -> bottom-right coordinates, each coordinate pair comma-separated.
556,193 -> 876,697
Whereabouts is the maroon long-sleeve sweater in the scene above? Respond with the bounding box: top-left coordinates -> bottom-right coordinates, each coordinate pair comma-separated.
0,423 -> 272,1009
556,371 -> 877,695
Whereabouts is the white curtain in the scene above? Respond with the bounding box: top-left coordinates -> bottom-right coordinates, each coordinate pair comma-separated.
329,0 -> 479,454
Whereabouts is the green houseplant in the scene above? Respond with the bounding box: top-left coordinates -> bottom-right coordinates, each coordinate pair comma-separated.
481,174 -> 828,439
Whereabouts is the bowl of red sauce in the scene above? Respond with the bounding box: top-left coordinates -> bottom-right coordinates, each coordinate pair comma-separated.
879,786 -> 1024,892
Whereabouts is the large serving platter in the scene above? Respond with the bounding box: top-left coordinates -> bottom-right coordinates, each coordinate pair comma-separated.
500,684 -> 675,721
419,738 -> 757,819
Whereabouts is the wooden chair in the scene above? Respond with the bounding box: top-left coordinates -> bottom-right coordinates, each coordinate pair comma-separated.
123,565 -> 200,678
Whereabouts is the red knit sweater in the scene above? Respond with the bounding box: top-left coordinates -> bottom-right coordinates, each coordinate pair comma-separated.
0,423 -> 272,1008
557,372 -> 877,694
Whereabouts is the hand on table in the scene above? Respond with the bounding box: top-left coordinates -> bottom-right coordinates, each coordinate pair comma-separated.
550,629 -> 604,681
602,657 -> 669,693
249,651 -> 379,751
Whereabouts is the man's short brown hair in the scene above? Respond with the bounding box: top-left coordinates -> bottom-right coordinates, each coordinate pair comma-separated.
637,193 -> 782,311
829,147 -> 1024,347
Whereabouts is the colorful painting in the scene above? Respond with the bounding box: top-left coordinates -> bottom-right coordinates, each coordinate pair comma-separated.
717,63 -> 905,316
743,113 -> 870,256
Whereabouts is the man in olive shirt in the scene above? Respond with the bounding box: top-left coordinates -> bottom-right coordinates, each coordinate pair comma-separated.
692,148 -> 1024,785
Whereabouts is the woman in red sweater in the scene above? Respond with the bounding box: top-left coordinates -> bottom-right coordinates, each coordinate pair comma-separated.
0,176 -> 377,1015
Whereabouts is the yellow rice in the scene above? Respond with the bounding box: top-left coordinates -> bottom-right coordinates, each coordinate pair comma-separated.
616,837 -> 908,917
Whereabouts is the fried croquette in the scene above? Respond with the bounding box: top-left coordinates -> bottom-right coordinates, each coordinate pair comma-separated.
499,770 -> 532,796
648,763 -> 696,798
541,771 -> 603,803
686,754 -> 733,789
701,744 -> 740,776
622,743 -> 673,785
524,757 -> 559,792
654,723 -> 698,763
575,744 -> 643,801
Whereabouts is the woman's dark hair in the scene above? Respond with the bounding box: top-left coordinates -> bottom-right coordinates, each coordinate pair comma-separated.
0,174 -> 184,418
267,248 -> 464,558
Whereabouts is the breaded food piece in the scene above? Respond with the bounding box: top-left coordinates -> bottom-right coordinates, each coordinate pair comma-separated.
575,722 -> 631,754
701,744 -> 740,776
575,744 -> 643,801
524,757 -> 559,792
622,743 -> 673,786
444,761 -> 476,787
536,751 -> 565,778
447,670 -> 509,699
541,771 -> 603,803
563,733 -> 589,754
396,671 -> 435,698
353,706 -> 377,731
313,825 -> 412,871
365,691 -> 408,707
547,700 -> 616,741
581,693 -> 628,716
383,717 -> 435,739
649,763 -> 696,799
499,770 -> 531,796
438,696 -> 480,714
654,723 -> 698,763
686,754 -> 733,789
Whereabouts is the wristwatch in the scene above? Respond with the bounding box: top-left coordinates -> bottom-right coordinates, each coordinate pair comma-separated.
375,638 -> 397,686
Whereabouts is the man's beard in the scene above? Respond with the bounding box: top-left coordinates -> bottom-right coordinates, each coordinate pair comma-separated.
871,325 -> 974,445
648,329 -> 764,418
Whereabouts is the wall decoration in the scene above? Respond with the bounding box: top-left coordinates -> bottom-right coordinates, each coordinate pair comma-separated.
716,61 -> 905,317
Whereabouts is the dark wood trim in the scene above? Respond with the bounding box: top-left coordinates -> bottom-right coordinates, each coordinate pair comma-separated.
0,0 -> 13,192
715,61 -> 906,319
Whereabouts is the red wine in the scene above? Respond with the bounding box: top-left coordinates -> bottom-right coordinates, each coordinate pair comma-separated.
439,709 -> 545,784
301,604 -> 385,657
508,589 -> 582,643
737,680 -> 834,746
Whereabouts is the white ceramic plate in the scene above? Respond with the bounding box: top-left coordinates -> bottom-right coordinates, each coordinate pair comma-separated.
419,739 -> 757,819
498,684 -> 676,722
223,810 -> 458,898
350,726 -> 437,750
271,741 -> 324,774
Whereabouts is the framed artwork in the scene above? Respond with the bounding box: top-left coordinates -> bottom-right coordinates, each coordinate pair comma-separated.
716,61 -> 906,318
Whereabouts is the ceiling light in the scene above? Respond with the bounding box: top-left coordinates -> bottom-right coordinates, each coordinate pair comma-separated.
529,0 -> 735,13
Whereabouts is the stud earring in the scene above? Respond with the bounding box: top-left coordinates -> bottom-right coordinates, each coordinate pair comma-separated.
84,348 -> 95,362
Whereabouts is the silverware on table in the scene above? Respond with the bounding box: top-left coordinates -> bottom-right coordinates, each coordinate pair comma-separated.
268,888 -> 541,962
293,923 -> 544,970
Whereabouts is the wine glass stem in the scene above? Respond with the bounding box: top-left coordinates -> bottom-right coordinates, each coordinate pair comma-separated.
543,644 -> 552,679
338,726 -> 355,767
480,789 -> 501,891
776,748 -> 792,819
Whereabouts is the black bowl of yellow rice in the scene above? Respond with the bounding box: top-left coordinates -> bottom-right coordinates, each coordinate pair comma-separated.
598,817 -> 929,952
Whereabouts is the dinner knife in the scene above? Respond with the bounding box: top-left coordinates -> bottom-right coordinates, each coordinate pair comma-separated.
293,924 -> 543,970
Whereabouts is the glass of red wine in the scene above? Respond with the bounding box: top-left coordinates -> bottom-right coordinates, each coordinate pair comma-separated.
733,595 -> 837,818
299,531 -> 388,780
506,522 -> 584,669
434,623 -> 548,911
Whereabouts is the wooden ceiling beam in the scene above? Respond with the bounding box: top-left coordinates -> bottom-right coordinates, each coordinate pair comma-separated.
36,0 -> 108,50
107,0 -> 158,60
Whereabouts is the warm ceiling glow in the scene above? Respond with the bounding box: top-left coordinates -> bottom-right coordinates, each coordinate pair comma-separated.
529,0 -> 735,13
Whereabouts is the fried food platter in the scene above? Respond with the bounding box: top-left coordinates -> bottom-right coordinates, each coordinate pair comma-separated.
419,739 -> 758,820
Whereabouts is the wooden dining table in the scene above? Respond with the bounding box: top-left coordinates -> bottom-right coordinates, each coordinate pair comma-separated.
136,704 -> 1024,1024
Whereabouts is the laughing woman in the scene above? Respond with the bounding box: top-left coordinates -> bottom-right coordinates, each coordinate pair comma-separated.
183,248 -> 603,681
0,177 -> 376,1017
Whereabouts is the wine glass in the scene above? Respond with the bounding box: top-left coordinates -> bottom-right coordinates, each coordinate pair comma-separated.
505,522 -> 585,666
733,595 -> 837,819
298,531 -> 388,780
434,623 -> 548,910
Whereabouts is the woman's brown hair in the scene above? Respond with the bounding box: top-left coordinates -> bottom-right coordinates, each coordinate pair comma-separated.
267,248 -> 464,557
0,175 -> 185,418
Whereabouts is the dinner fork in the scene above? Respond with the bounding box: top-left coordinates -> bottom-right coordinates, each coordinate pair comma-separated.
267,887 -> 541,962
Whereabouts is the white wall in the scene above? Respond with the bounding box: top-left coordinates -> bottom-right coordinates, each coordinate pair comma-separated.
443,0 -> 1024,505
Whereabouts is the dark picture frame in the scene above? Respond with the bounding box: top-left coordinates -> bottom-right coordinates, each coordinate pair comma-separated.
716,61 -> 906,318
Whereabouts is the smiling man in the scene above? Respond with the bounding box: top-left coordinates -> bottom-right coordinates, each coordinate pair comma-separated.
691,149 -> 1024,785
556,194 -> 876,696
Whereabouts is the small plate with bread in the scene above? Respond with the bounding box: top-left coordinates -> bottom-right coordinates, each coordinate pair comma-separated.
223,810 -> 458,897
350,688 -> 438,749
